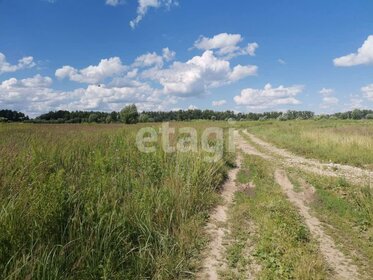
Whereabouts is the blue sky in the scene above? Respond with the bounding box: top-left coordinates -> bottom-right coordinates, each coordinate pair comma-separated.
1,0 -> 373,116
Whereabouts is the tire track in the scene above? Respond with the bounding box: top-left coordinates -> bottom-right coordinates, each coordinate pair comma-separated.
242,130 -> 372,186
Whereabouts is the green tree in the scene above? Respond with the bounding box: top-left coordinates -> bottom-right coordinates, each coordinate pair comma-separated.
105,115 -> 113,123
139,113 -> 149,123
351,109 -> 363,120
88,113 -> 98,123
120,105 -> 139,124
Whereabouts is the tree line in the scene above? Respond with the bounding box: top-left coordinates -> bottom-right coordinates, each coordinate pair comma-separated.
1,106 -> 373,123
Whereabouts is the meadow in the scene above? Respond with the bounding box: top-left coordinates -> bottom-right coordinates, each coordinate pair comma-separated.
0,122 -> 233,279
241,119 -> 373,169
0,119 -> 372,279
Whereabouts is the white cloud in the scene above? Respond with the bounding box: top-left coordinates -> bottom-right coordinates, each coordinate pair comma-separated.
55,57 -> 126,84
0,74 -> 174,116
0,53 -> 35,74
130,0 -> 178,29
2,34 -> 260,115
194,33 -> 242,54
278,58 -> 286,65
162,47 -> 176,61
132,48 -> 175,68
321,96 -> 339,107
194,33 -> 258,59
334,35 -> 373,67
105,0 -> 121,6
144,50 -> 257,96
229,64 -> 257,81
319,88 -> 338,109
246,43 -> 259,56
319,88 -> 334,95
188,105 -> 198,110
361,84 -> 373,101
133,52 -> 164,68
234,83 -> 303,110
212,100 -> 226,107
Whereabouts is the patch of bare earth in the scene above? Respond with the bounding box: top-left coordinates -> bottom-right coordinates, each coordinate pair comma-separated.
196,136 -> 242,280
274,169 -> 359,280
243,130 -> 372,186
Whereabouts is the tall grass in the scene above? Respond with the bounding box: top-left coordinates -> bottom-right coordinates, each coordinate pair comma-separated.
241,120 -> 373,169
0,123 -> 231,279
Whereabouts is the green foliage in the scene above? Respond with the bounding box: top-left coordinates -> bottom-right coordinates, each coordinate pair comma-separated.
120,104 -> 139,124
88,113 -> 98,123
0,109 -> 28,121
138,113 -> 150,123
0,123 -> 229,279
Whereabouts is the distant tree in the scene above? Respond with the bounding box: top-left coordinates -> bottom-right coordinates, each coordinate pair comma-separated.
120,104 -> 139,124
105,115 -> 113,123
139,113 -> 150,123
351,109 -> 364,120
0,117 -> 8,122
0,110 -> 28,122
366,114 -> 373,120
110,111 -> 118,122
88,113 -> 98,123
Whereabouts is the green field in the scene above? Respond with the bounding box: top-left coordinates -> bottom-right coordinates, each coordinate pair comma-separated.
0,120 -> 372,279
241,120 -> 373,169
0,123 -> 233,279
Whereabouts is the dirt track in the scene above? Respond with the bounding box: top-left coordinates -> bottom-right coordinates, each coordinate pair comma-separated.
198,130 -> 363,279
242,130 -> 372,186
196,148 -> 242,279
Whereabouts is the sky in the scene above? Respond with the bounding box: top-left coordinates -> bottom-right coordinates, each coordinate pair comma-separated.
1,0 -> 373,117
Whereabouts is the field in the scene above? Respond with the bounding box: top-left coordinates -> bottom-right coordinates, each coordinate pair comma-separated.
0,120 -> 372,279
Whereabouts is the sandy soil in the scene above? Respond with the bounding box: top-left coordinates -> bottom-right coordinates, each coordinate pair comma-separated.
196,145 -> 242,279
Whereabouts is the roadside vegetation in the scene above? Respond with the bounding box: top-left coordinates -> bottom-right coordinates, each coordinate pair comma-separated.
243,120 -> 373,169
286,167 -> 373,277
0,123 -> 232,279
225,153 -> 329,279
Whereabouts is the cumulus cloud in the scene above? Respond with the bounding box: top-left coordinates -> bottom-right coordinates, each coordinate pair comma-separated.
162,47 -> 176,61
212,100 -> 226,107
133,52 -> 164,68
55,57 -> 126,84
0,53 -> 35,74
234,83 -> 303,110
144,50 -> 257,96
319,88 -> 339,109
130,0 -> 178,29
2,34 -> 259,116
229,65 -> 257,81
361,84 -> 373,101
0,74 -> 173,116
334,35 -> 373,66
194,33 -> 259,59
133,48 -> 175,68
